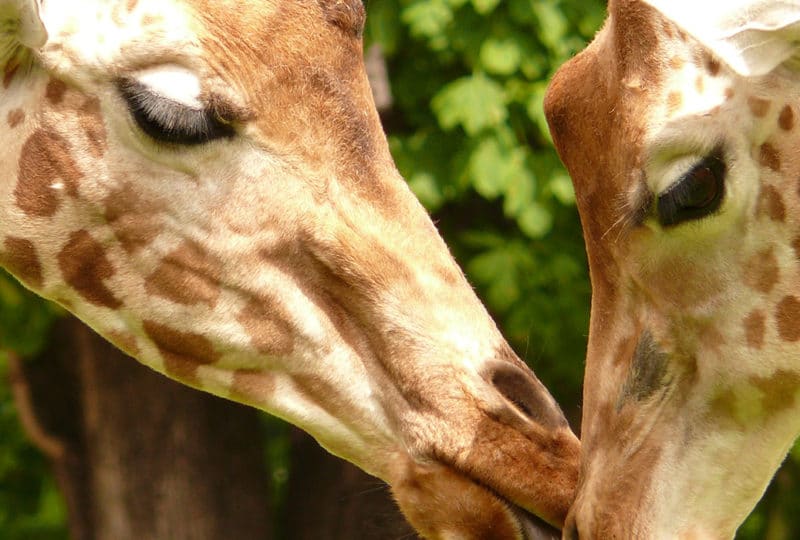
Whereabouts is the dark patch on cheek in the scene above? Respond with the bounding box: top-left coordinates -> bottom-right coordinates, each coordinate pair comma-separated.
45,79 -> 68,104
616,330 -> 669,409
0,236 -> 44,288
57,229 -> 122,309
7,108 -> 24,128
16,129 -> 82,217
142,320 -> 219,382
753,370 -> 800,414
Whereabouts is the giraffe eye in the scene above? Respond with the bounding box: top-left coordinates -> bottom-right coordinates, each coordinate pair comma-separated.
657,149 -> 726,227
118,79 -> 235,146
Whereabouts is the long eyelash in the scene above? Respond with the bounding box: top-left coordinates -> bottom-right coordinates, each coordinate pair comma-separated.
118,79 -> 235,145
658,148 -> 725,227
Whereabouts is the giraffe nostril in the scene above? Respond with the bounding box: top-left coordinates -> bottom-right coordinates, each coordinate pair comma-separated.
484,360 -> 566,430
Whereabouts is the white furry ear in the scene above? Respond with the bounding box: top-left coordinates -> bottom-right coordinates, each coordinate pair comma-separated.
641,0 -> 800,77
0,0 -> 46,49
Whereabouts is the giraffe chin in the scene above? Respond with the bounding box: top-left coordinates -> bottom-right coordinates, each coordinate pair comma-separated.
511,506 -> 562,540
389,458 -> 563,540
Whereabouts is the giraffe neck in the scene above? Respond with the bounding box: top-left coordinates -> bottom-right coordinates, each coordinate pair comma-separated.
547,0 -> 800,536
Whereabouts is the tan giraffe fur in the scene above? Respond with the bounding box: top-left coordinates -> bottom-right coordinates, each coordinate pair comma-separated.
0,0 -> 580,537
546,0 -> 800,537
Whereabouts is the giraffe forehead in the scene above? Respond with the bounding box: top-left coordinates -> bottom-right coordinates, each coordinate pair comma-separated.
38,0 -> 199,77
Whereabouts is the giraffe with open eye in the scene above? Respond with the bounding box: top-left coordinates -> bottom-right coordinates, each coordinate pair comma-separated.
0,0 -> 579,537
547,0 -> 800,537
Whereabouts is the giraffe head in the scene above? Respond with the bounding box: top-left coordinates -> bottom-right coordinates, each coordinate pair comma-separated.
546,0 -> 800,537
0,0 -> 580,536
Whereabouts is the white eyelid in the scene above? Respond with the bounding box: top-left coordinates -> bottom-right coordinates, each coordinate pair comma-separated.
648,155 -> 705,195
134,65 -> 202,109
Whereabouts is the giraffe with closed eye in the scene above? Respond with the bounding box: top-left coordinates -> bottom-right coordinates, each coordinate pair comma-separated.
0,0 -> 579,538
546,0 -> 800,537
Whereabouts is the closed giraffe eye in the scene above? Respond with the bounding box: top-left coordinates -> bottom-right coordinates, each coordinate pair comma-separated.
657,148 -> 726,227
118,79 -> 236,146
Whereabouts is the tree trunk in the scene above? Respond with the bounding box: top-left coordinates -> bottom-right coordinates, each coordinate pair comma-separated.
12,316 -> 273,540
12,315 -> 417,539
282,428 -> 418,539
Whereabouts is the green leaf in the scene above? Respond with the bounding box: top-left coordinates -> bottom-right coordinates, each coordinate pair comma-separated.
408,172 -> 445,211
431,73 -> 508,135
517,202 -> 554,238
532,2 -> 568,50
467,248 -> 520,311
469,137 -> 508,199
549,172 -> 576,205
503,162 -> 536,217
401,0 -> 453,41
526,81 -> 551,141
471,0 -> 501,15
365,0 -> 401,54
479,37 -> 523,76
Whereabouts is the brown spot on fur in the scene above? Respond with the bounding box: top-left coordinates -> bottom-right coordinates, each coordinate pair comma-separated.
742,247 -> 779,294
107,330 -> 140,357
757,184 -> 786,222
743,310 -> 765,349
759,143 -> 781,172
695,75 -> 704,94
0,237 -> 43,288
668,56 -> 684,69
748,96 -> 770,118
725,87 -> 735,100
667,91 -> 682,114
126,0 -> 138,11
706,57 -> 721,76
776,296 -> 800,342
45,79 -> 68,104
15,129 -> 82,217
230,370 -> 277,406
58,230 -> 122,308
142,320 -> 219,380
779,105 -> 795,131
77,97 -> 107,157
792,236 -> 800,261
103,182 -> 163,253
236,296 -> 295,356
145,241 -> 221,307
752,370 -> 800,415
709,386 -> 744,428
7,108 -> 24,128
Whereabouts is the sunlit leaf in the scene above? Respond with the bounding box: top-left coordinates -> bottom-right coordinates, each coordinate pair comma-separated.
431,73 -> 507,135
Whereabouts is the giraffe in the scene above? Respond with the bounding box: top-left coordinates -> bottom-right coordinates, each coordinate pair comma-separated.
545,0 -> 800,537
0,0 -> 581,537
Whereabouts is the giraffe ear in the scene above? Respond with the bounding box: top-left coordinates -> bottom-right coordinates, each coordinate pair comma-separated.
0,0 -> 47,49
641,0 -> 800,77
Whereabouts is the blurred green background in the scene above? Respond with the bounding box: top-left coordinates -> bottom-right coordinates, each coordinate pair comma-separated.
1,0 -> 798,538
